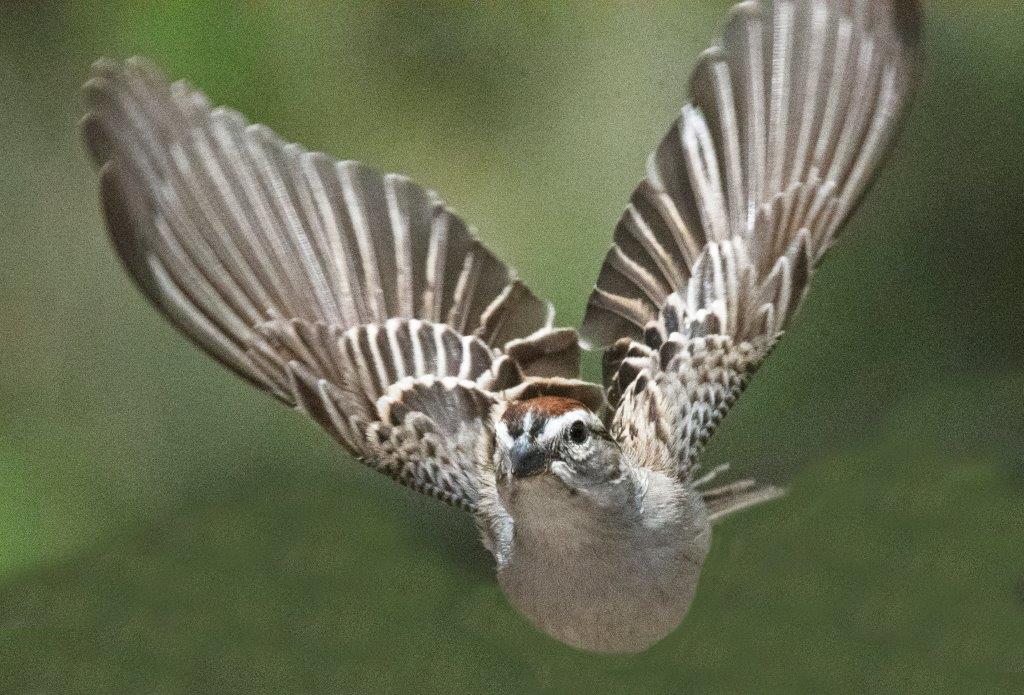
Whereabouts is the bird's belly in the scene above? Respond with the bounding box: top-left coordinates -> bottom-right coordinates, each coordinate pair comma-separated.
497,530 -> 709,654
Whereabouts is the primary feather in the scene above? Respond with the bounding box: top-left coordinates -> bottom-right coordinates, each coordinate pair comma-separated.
584,0 -> 920,489
82,57 -> 598,510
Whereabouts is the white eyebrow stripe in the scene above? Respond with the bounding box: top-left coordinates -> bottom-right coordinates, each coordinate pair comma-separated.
494,420 -> 514,450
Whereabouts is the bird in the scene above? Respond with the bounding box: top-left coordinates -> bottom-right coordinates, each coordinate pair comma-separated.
81,0 -> 920,654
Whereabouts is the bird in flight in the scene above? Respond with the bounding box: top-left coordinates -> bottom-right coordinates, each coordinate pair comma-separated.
82,0 -> 920,653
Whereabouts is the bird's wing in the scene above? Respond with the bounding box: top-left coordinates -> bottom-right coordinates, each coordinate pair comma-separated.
83,57 -> 598,514
581,0 -> 920,516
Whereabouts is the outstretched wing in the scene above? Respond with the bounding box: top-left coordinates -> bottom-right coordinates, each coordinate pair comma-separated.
83,57 -> 598,513
582,0 -> 920,514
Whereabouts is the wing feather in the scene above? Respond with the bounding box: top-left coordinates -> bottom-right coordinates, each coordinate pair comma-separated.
584,0 -> 920,516
83,57 -> 588,513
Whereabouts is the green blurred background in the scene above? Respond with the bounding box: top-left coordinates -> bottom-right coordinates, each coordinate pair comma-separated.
2,1 -> 1023,692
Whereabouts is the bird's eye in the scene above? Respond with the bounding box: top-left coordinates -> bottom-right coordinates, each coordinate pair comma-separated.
567,420 -> 589,444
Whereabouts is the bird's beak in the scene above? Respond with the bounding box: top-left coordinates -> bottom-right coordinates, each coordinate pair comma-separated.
509,438 -> 548,479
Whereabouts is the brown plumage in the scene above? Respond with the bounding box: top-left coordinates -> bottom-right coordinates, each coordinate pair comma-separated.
82,0 -> 920,654
503,396 -> 589,430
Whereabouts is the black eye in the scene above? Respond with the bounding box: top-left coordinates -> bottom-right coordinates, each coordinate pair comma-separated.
567,420 -> 589,445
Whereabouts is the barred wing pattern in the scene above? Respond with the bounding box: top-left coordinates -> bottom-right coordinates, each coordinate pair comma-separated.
83,58 -> 592,511
583,0 -> 919,490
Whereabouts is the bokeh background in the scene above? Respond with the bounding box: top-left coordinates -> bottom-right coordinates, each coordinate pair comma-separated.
2,1 -> 1023,692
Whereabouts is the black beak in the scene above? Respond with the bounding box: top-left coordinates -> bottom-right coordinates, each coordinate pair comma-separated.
510,439 -> 547,479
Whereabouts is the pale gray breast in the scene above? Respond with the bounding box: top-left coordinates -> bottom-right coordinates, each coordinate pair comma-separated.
496,469 -> 711,654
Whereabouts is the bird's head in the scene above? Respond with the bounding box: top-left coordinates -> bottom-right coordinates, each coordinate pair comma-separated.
494,396 -> 630,524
